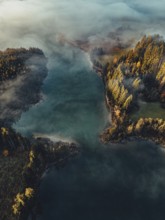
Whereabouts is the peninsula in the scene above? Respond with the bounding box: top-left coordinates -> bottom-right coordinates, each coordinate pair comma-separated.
91,35 -> 165,146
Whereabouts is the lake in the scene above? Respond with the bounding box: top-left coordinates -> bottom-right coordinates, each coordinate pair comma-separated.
14,45 -> 165,220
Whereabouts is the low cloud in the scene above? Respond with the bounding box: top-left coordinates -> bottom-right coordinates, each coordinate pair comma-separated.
1,2 -> 165,219
0,0 -> 164,55
0,54 -> 47,124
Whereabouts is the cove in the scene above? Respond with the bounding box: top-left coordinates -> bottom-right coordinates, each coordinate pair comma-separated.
14,45 -> 165,220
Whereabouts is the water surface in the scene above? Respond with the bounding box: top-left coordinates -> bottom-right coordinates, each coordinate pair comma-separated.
15,46 -> 165,220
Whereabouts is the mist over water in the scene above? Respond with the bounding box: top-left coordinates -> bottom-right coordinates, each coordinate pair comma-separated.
2,0 -> 165,219
14,46 -> 108,145
39,142 -> 165,220
14,46 -> 165,220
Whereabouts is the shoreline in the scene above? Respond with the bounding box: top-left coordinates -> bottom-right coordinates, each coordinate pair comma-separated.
90,35 -> 165,148
18,138 -> 79,220
0,48 -> 79,220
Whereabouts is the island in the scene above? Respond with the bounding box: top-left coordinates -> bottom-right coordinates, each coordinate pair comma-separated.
91,35 -> 165,146
0,48 -> 79,220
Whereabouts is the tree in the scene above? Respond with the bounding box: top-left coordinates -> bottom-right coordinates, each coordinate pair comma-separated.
118,86 -> 128,104
135,118 -> 145,132
1,127 -> 8,136
25,188 -> 34,199
123,94 -> 133,109
136,61 -> 141,68
133,78 -> 141,89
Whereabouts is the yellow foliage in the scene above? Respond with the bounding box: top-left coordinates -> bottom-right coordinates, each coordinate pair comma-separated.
136,61 -> 141,68
127,125 -> 133,134
114,109 -> 121,118
27,150 -> 36,168
123,95 -> 133,109
29,150 -> 35,159
133,78 -> 141,89
25,188 -> 34,199
108,126 -> 117,136
12,203 -> 20,215
12,193 -> 25,215
1,127 -> 8,136
135,118 -> 144,131
29,150 -> 35,163
12,188 -> 34,216
15,193 -> 25,206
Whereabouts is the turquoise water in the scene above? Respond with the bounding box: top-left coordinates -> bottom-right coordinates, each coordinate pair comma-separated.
14,46 -> 165,220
